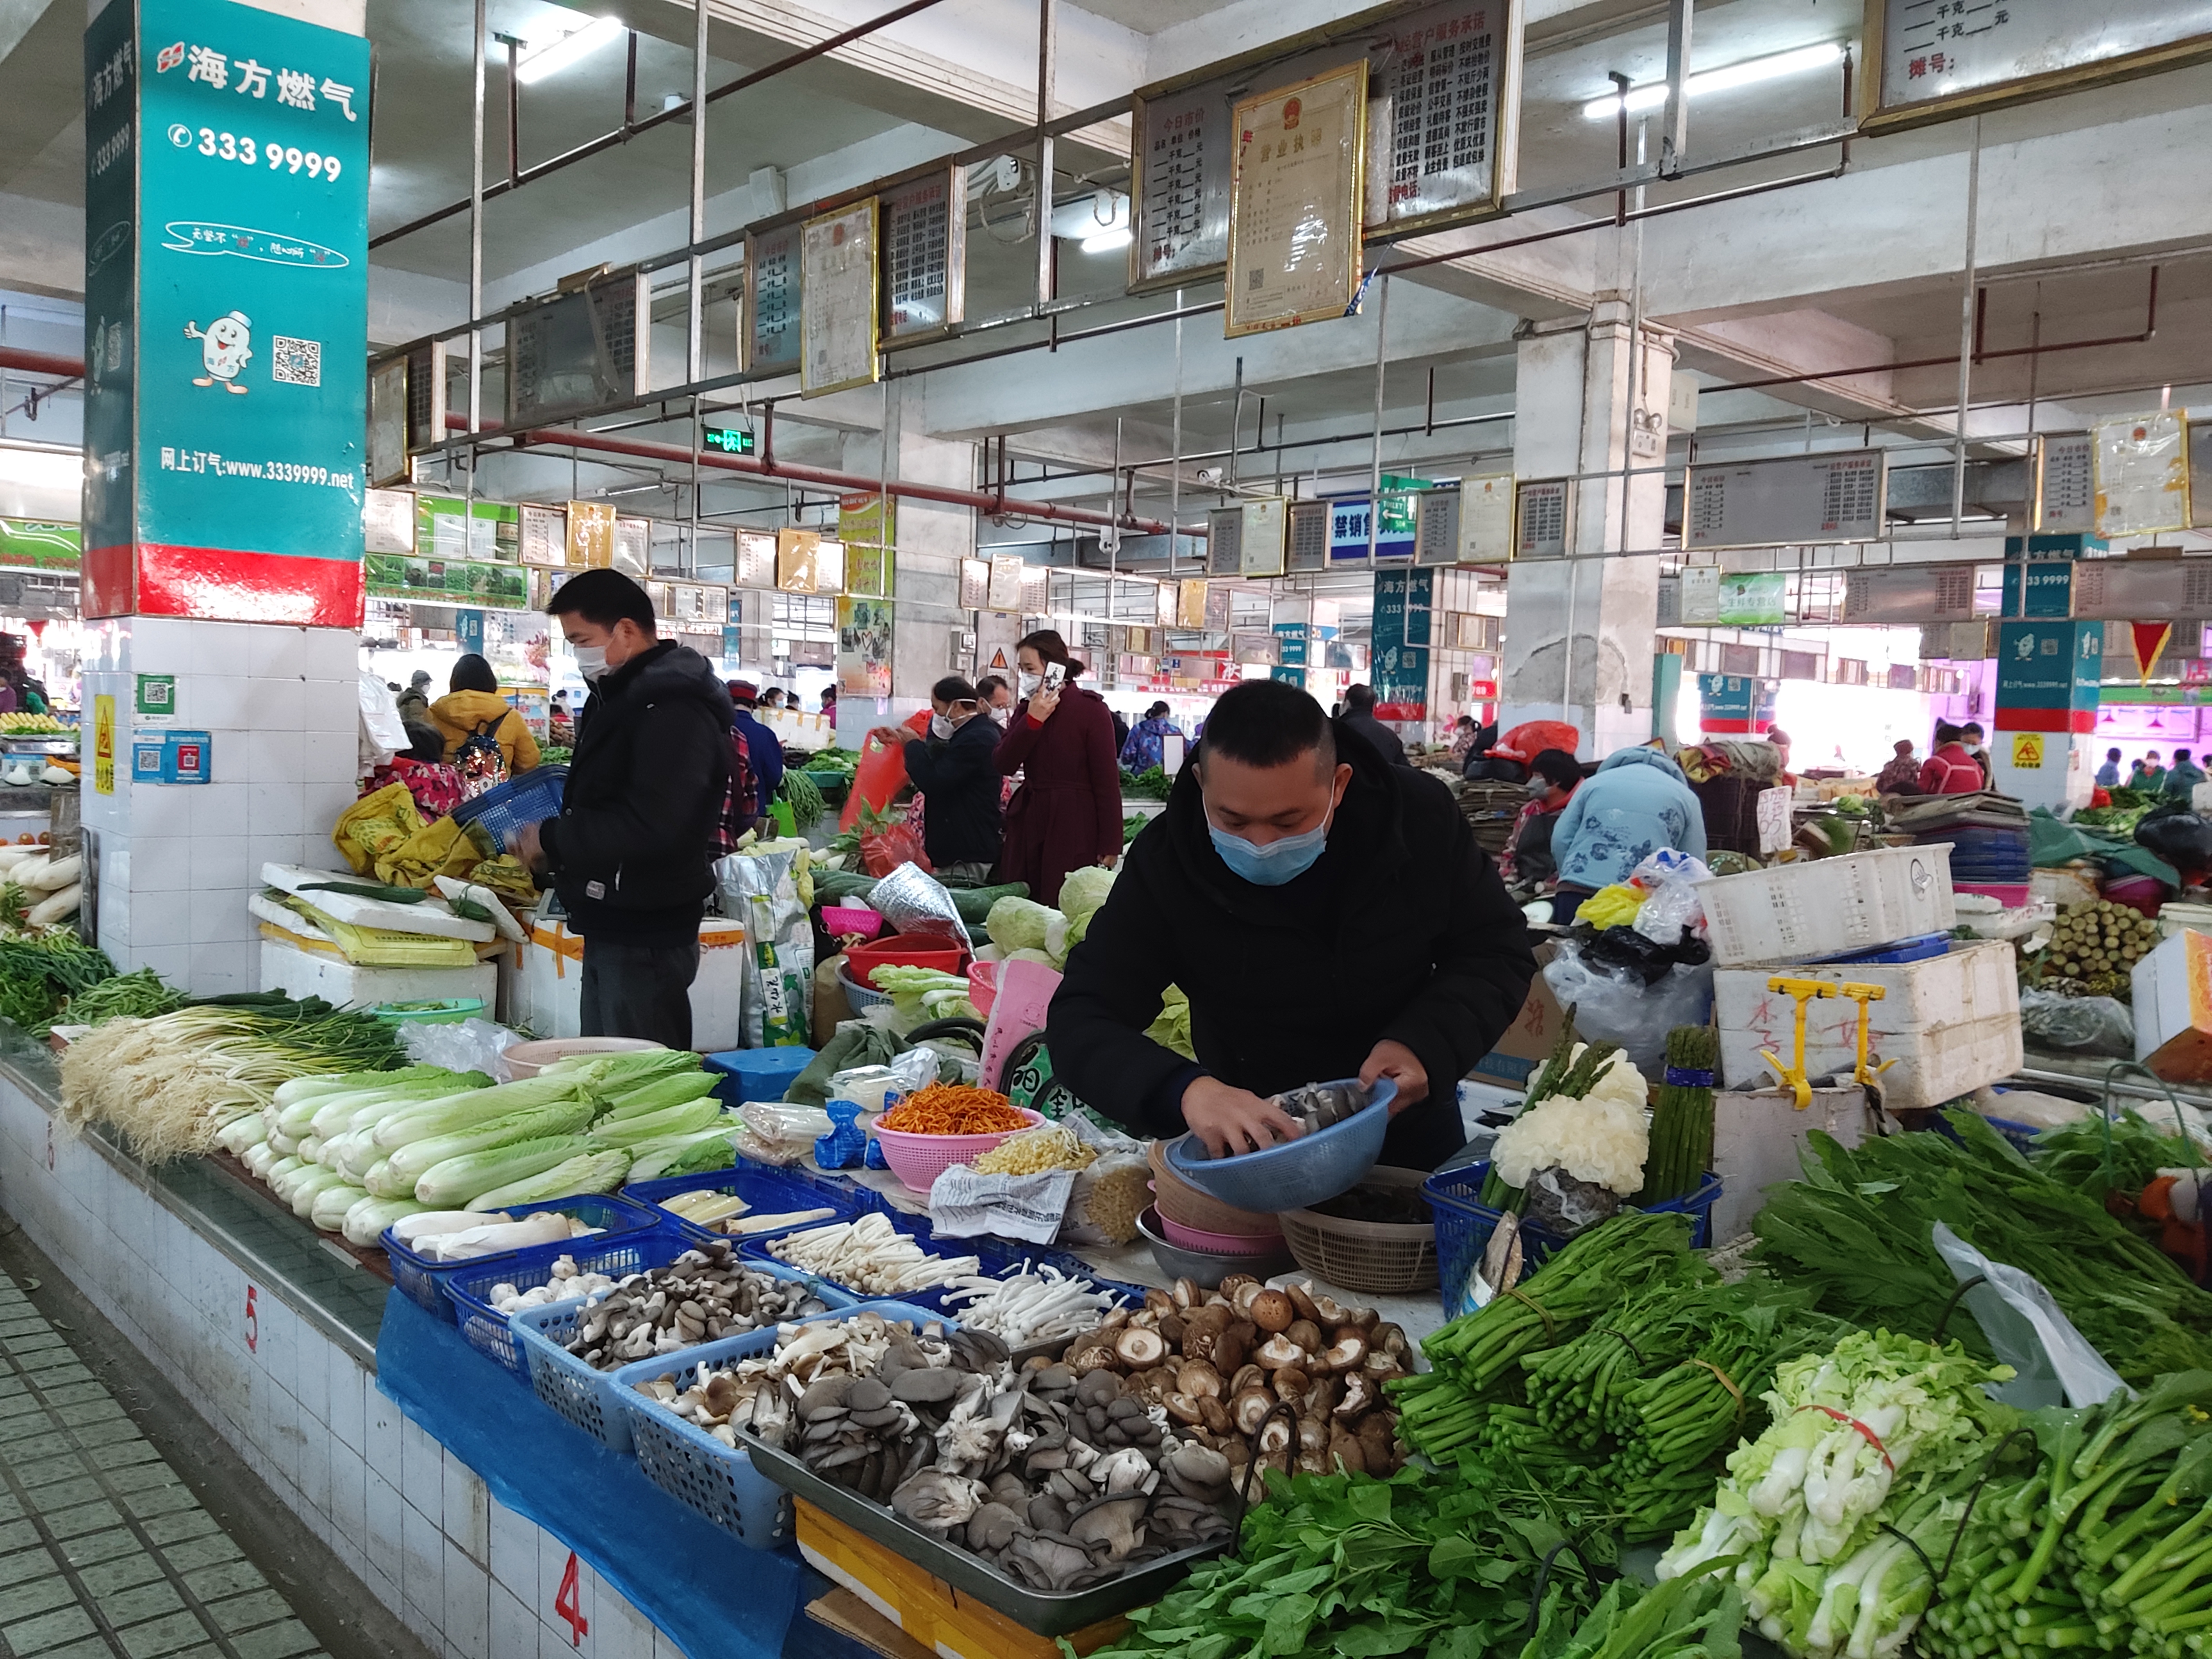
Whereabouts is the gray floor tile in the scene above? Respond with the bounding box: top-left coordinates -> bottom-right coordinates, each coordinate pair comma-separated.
101,1576 -> 187,1629
86,1439 -> 163,1470
137,1509 -> 218,1546
116,1609 -> 208,1659
3,1603 -> 101,1655
43,1499 -> 125,1539
60,1525 -> 144,1566
78,1551 -> 168,1597
207,1587 -> 294,1634
123,1484 -> 200,1520
0,1575 -> 78,1626
180,1557 -> 266,1601
231,1620 -> 321,1659
156,1534 -> 241,1573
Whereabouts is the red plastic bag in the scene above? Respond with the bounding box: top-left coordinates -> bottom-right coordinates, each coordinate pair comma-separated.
860,820 -> 930,878
839,732 -> 910,832
1495,720 -> 1580,763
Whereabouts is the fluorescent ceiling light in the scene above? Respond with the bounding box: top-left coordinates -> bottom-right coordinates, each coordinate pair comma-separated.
1582,41 -> 1844,120
516,16 -> 623,85
0,448 -> 81,492
1053,188 -> 1129,244
1082,228 -> 1134,254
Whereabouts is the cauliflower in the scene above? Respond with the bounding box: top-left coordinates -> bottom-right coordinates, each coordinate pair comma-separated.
1491,1048 -> 1651,1195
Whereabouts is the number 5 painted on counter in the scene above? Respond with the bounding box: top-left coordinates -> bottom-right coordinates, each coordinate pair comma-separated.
554,1551 -> 589,1647
244,1284 -> 258,1353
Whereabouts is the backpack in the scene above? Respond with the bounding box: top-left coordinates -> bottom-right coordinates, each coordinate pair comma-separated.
710,724 -> 757,858
455,717 -> 509,800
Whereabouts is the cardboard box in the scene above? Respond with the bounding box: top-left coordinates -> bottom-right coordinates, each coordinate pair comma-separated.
2133,928 -> 2212,1079
1713,939 -> 2020,1110
497,917 -> 750,1049
1467,940 -> 1563,1087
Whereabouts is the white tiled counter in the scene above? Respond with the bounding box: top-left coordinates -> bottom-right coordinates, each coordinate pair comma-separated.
0,1055 -> 682,1659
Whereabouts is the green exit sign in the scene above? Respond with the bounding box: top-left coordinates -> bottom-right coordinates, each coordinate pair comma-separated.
704,425 -> 755,455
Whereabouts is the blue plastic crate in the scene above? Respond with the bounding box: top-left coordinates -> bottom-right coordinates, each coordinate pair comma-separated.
380,1192 -> 665,1320
450,764 -> 569,848
702,1048 -> 818,1105
510,1257 -> 858,1452
1424,1161 -> 1722,1318
1807,931 -> 1953,966
623,1158 -> 876,1246
441,1227 -> 699,1383
901,1231 -> 1149,1320
611,1300 -> 947,1548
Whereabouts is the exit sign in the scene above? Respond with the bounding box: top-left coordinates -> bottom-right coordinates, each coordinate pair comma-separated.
704,425 -> 755,456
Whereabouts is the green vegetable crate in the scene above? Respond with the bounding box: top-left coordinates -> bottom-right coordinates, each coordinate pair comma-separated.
369,997 -> 485,1025
1424,1160 -> 1722,1314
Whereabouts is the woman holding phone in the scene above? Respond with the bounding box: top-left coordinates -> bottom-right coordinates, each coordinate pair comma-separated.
994,629 -> 1124,904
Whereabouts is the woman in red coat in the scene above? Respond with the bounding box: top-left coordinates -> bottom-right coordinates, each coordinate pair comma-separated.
994,630 -> 1123,904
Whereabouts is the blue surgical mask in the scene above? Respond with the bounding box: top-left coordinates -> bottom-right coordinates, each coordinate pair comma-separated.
1208,798 -> 1336,886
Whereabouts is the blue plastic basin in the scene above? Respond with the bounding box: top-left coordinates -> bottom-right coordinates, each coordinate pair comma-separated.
1163,1077 -> 1396,1213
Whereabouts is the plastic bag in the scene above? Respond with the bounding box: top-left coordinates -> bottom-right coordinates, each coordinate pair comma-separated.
357,669 -> 411,767
404,1017 -> 518,1077
839,732 -> 909,833
2135,806 -> 2212,874
717,847 -> 814,1047
862,819 -> 930,878
869,862 -> 972,950
1057,1113 -> 1151,1246
2018,988 -> 2134,1057
1541,940 -> 1714,1077
928,1166 -> 1074,1243
1933,1222 -> 2127,1408
733,1100 -> 833,1166
1574,883 -> 1646,930
1630,849 -> 1712,944
815,1098 -> 869,1168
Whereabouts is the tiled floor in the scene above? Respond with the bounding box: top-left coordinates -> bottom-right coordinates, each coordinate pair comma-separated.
0,1267 -> 328,1659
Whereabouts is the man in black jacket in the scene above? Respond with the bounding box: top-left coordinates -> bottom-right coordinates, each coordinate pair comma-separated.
1341,682 -> 1409,767
510,569 -> 731,1048
1047,679 -> 1535,1171
873,675 -> 1001,882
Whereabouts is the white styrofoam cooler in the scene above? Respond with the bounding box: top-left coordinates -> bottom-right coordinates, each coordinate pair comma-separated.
259,935 -> 498,1010
1697,843 -> 1955,967
1713,938 -> 2020,1111
1711,1086 -> 1882,1243
498,917 -> 748,1050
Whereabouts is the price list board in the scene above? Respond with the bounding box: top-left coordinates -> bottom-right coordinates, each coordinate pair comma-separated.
2035,433 -> 2096,534
802,202 -> 880,396
1513,478 -> 1571,559
743,225 -> 802,375
1225,64 -> 1367,337
1130,82 -> 1233,290
1681,450 -> 1887,550
1374,0 -> 1519,231
1866,0 -> 2212,131
881,168 -> 966,343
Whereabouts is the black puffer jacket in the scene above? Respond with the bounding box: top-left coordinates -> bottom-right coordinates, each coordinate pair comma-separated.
540,641 -> 732,943
904,714 -> 1002,866
1046,719 -> 1537,1171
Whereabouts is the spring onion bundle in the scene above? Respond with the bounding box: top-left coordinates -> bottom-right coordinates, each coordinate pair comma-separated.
0,928 -> 116,1033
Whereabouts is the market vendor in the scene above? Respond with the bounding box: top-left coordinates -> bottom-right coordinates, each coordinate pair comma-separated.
1046,678 -> 1537,1172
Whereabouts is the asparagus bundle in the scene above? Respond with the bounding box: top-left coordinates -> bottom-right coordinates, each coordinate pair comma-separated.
1641,1025 -> 1718,1205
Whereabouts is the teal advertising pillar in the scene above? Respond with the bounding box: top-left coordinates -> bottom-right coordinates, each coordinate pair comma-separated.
82,0 -> 371,624
1370,568 -> 1431,723
1993,620 -> 2102,813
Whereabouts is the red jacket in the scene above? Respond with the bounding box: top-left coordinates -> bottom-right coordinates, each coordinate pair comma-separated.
1917,742 -> 1984,795
994,685 -> 1122,905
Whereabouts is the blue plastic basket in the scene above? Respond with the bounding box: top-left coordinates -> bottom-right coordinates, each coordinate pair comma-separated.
1163,1078 -> 1397,1213
441,1226 -> 699,1382
510,1258 -> 857,1452
450,764 -> 569,847
1807,931 -> 1953,966
380,1192 -> 666,1320
1424,1160 -> 1722,1317
612,1300 -> 946,1548
623,1159 -> 877,1245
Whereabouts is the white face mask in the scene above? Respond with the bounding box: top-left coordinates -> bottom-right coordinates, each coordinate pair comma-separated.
1017,670 -> 1043,697
929,713 -> 954,739
572,644 -> 608,682
988,705 -> 1012,728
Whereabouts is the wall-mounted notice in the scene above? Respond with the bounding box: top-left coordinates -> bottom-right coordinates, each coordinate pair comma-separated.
744,224 -> 802,375
1239,497 -> 1288,577
1682,449 -> 1886,549
566,501 -> 615,568
1130,83 -> 1234,289
987,553 -> 1025,610
1455,475 -> 1513,563
1286,499 -> 1329,573
801,202 -> 878,395
2187,422 -> 2212,533
2036,432 -> 2096,534
1206,506 -> 1242,576
1677,565 -> 1720,624
776,527 -> 824,593
736,530 -> 777,589
881,168 -> 965,342
2092,410 -> 2190,536
1866,0 -> 2212,132
959,557 -> 990,609
1225,64 -> 1366,338
1154,579 -> 1178,627
1177,579 -> 1209,629
1372,0 -> 1519,232
837,595 -> 893,695
1514,478 -> 1571,559
518,503 -> 565,567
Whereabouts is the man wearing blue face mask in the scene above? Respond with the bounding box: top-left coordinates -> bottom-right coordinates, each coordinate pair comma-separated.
1046,679 -> 1536,1170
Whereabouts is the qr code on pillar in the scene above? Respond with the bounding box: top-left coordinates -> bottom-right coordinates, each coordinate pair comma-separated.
271,336 -> 322,387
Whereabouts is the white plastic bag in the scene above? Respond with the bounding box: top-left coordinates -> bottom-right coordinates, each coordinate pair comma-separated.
405,1018 -> 517,1077
733,1100 -> 832,1166
1541,943 -> 1713,1077
1932,1222 -> 2128,1408
357,669 -> 410,769
1630,848 -> 1713,945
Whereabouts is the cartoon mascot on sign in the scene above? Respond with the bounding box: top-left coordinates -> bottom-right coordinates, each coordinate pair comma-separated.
184,310 -> 252,393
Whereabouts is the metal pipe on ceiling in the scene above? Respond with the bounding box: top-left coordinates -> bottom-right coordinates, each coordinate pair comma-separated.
0,349 -> 84,381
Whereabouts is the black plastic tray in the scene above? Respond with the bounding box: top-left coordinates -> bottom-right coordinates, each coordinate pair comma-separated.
738,1429 -> 1231,1636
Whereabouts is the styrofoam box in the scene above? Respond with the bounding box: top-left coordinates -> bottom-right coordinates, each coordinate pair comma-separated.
498,916 -> 748,1050
1697,843 -> 1956,967
2132,928 -> 2212,1079
1711,1086 -> 1879,1243
1713,938 -> 2020,1110
259,935 -> 497,1009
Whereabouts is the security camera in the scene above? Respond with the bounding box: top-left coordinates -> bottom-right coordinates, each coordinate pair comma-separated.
1196,466 -> 1224,485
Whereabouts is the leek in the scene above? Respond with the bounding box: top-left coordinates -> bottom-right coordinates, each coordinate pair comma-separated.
385,1100 -> 598,1188
343,1194 -> 428,1248
373,1077 -> 585,1150
623,1127 -> 739,1182
464,1150 -> 631,1211
414,1135 -> 597,1209
596,1071 -> 719,1122
582,1097 -> 723,1150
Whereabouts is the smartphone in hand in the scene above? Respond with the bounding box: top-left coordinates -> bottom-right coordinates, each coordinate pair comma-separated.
1044,662 -> 1066,692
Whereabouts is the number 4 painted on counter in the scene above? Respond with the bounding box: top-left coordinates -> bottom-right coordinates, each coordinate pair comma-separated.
555,1552 -> 589,1647
244,1284 -> 258,1353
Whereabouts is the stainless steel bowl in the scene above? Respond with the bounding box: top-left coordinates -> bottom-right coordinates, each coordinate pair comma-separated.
1135,1205 -> 1295,1288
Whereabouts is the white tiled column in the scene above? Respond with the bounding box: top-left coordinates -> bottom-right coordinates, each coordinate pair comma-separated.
79,617 -> 360,994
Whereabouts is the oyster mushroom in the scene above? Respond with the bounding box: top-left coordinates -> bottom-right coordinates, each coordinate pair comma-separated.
1093,1447 -> 1156,1495
967,1502 -> 1024,1552
1027,1492 -> 1069,1533
1003,1533 -> 1097,1592
889,1470 -> 988,1531
1160,1443 -> 1232,1504
1069,1494 -> 1149,1561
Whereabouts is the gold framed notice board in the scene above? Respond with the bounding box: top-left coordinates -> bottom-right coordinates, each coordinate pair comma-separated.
1225,64 -> 1367,338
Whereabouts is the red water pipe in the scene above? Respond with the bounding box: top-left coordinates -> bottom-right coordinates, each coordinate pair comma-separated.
0,346 -> 83,380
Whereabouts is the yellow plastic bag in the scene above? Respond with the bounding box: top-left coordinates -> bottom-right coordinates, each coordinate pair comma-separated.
1574,883 -> 1647,930
332,784 -> 423,876
375,813 -> 489,889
